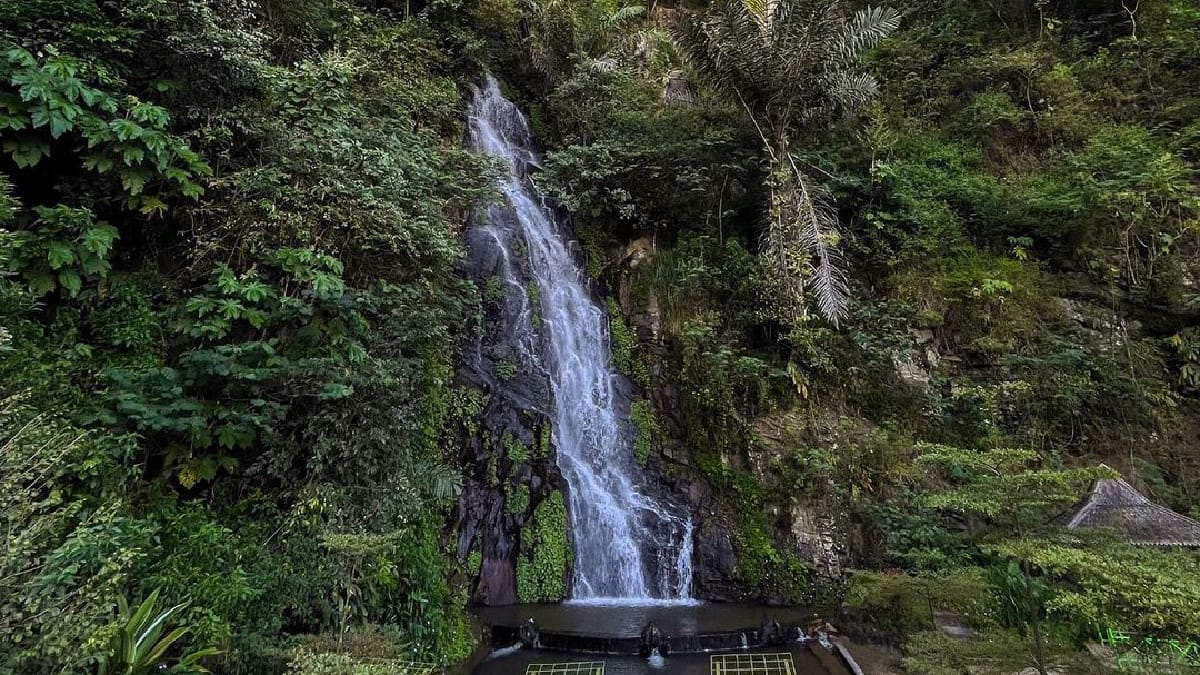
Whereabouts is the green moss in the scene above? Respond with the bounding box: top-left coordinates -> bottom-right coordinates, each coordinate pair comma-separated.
915,308 -> 944,328
505,483 -> 530,515
527,281 -> 542,328
606,299 -> 649,387
537,423 -> 552,458
694,452 -> 811,602
448,386 -> 488,438
630,399 -> 659,465
466,550 -> 482,576
502,432 -> 530,464
516,491 -> 572,603
482,275 -> 506,305
486,451 -> 500,487
734,529 -> 812,603
495,358 -> 517,381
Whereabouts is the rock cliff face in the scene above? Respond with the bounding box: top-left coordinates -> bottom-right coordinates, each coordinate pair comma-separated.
591,231 -> 1200,605
451,208 -> 1200,609
451,226 -> 1116,605
454,217 -> 567,605
606,237 -> 853,603
460,228 -> 1194,606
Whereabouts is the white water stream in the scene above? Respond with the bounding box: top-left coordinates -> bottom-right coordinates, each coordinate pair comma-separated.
468,76 -> 694,603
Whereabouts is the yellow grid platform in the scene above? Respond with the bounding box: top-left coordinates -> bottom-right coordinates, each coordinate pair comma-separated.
525,661 -> 606,675
711,653 -> 796,675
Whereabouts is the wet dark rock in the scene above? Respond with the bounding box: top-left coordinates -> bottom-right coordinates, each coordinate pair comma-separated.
694,522 -> 743,601
760,620 -> 785,646
456,210 -> 564,605
479,556 -> 518,606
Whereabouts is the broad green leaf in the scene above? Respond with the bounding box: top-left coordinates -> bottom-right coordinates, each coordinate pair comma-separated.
5,137 -> 50,167
58,270 -> 82,296
319,383 -> 354,400
25,271 -> 55,295
45,242 -> 76,269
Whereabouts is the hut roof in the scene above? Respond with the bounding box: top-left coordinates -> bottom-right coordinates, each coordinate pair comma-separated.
1054,473 -> 1200,548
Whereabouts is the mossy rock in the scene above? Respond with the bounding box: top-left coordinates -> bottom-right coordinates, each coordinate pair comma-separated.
631,399 -> 660,465
516,491 -> 573,602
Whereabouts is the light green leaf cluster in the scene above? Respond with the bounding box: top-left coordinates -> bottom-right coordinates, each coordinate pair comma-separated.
915,444 -> 1114,520
993,538 -> 1200,639
2,205 -> 116,296
517,491 -> 573,603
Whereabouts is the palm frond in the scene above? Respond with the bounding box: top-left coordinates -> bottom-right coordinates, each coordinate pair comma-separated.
836,6 -> 902,63
769,0 -> 793,32
671,1 -> 779,115
606,5 -> 647,29
420,462 -> 464,501
762,160 -> 849,326
743,0 -> 767,23
671,0 -> 878,326
791,167 -> 849,325
829,71 -> 880,114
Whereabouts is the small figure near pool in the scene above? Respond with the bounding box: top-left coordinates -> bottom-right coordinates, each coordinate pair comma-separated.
519,617 -> 540,648
639,620 -> 671,657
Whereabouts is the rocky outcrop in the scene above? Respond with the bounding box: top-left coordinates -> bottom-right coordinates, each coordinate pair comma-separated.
454,218 -> 569,605
693,520 -> 743,601
892,329 -> 939,389
750,410 -> 852,581
453,406 -> 562,605
789,503 -> 845,580
608,238 -> 854,602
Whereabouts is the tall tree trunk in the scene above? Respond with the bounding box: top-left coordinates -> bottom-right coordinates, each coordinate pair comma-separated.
761,129 -> 805,325
1022,560 -> 1049,675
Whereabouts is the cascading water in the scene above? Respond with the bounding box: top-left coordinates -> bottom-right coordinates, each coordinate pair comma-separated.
467,76 -> 694,604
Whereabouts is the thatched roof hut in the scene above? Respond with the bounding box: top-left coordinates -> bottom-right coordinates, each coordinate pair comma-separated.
1054,473 -> 1200,548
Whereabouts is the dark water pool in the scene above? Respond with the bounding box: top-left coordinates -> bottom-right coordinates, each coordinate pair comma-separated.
470,604 -> 848,675
474,603 -> 824,638
472,646 -> 837,675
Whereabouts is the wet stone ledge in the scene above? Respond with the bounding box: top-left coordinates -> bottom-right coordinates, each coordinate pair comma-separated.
488,623 -> 807,655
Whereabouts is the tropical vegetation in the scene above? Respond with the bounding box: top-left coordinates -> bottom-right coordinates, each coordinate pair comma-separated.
2,0 -> 1199,673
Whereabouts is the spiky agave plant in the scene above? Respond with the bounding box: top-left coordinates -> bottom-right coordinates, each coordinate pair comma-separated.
672,0 -> 900,326
97,589 -> 220,675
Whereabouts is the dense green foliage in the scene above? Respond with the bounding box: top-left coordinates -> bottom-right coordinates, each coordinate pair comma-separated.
2,1 -> 492,672
4,0 -> 1200,673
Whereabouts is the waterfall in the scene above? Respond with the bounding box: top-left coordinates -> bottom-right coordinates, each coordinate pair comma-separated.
467,76 -> 695,604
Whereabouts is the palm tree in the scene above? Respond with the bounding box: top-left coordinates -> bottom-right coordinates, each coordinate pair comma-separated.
672,1 -> 901,325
